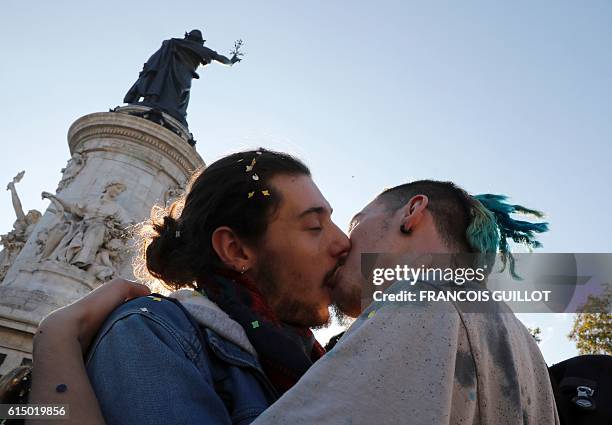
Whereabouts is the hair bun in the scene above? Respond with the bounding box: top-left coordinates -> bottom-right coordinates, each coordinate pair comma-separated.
161,215 -> 178,236
152,215 -> 181,246
146,215 -> 186,284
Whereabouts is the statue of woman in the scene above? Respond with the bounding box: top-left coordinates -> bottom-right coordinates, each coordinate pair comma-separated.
124,29 -> 242,127
40,182 -> 131,270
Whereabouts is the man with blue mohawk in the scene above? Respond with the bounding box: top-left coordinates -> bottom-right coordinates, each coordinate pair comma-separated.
255,180 -> 559,425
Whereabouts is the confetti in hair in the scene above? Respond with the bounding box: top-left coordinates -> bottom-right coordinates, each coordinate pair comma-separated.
246,158 -> 256,172
468,194 -> 549,278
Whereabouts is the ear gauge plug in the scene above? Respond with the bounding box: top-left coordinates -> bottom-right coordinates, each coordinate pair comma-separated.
400,224 -> 412,235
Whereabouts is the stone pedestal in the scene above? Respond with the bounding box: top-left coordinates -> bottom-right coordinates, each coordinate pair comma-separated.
0,108 -> 204,375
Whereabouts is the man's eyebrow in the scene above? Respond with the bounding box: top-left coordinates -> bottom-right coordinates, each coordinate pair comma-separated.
297,205 -> 332,219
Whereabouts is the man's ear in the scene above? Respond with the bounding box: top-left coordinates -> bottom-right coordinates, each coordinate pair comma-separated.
399,195 -> 429,234
211,226 -> 255,272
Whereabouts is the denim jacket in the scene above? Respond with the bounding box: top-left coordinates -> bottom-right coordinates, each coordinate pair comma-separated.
86,290 -> 278,425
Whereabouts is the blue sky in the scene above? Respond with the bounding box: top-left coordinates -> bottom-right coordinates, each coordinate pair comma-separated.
1,1 -> 610,363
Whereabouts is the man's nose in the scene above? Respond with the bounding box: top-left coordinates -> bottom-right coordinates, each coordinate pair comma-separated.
330,222 -> 351,258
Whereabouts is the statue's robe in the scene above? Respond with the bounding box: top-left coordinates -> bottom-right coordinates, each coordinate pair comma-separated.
124,38 -> 219,126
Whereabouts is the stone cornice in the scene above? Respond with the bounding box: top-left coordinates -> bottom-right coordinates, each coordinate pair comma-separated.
68,112 -> 205,175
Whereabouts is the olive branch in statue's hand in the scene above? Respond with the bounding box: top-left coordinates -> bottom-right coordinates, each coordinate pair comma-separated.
229,39 -> 245,64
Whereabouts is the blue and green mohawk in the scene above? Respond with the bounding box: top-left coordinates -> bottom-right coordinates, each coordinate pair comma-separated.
466,194 -> 549,278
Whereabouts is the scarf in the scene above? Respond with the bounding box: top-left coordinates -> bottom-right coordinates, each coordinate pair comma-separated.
198,270 -> 325,395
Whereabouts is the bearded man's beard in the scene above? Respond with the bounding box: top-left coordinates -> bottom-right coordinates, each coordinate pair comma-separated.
253,255 -> 332,328
329,303 -> 353,327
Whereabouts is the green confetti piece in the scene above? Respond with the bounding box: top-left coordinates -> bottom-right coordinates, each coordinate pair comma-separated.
251,320 -> 260,329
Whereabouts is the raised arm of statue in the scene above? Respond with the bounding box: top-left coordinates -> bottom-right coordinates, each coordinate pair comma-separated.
42,192 -> 66,217
6,172 -> 26,223
7,183 -> 26,223
213,52 -> 239,66
216,39 -> 244,66
41,192 -> 80,217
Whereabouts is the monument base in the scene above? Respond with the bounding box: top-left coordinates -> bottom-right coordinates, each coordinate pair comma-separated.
112,105 -> 197,146
0,109 -> 204,375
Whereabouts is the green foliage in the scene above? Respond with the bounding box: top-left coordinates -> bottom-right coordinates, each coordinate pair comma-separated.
528,327 -> 542,344
568,286 -> 612,355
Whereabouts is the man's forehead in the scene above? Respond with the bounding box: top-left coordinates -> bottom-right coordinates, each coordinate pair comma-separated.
352,198 -> 386,221
271,174 -> 332,215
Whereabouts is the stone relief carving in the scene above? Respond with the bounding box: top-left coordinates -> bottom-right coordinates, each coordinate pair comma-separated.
56,152 -> 86,192
0,172 -> 42,282
36,194 -> 72,260
87,237 -> 126,282
163,185 -> 185,206
39,182 -> 131,282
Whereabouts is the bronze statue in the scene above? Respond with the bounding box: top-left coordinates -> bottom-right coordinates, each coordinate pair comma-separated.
124,29 -> 243,128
